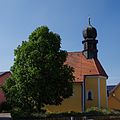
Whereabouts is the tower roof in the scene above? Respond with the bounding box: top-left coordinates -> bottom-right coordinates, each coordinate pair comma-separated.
83,18 -> 97,39
65,52 -> 108,82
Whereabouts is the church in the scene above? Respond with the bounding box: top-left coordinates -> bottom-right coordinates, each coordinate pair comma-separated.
0,20 -> 120,112
46,20 -> 108,112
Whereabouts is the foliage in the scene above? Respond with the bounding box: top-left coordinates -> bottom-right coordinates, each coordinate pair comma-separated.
2,26 -> 74,113
110,109 -> 120,115
11,110 -> 120,119
10,108 -> 120,119
85,107 -> 110,116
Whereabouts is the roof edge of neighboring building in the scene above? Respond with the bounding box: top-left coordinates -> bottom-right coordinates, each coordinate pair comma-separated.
0,71 -> 11,77
109,82 -> 120,95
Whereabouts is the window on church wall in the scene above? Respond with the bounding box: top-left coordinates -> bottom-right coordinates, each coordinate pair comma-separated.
87,91 -> 93,100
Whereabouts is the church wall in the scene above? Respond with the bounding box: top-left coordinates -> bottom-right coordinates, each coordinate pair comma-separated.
85,76 -> 107,110
45,82 -> 82,112
85,77 -> 98,109
100,78 -> 107,109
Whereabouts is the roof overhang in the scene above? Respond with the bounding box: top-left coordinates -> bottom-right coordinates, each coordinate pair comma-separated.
84,75 -> 108,80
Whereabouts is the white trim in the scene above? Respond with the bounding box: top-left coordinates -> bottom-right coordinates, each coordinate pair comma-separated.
85,75 -> 107,79
98,78 -> 101,109
105,81 -> 108,109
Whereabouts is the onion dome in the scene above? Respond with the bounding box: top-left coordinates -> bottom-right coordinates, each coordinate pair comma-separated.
83,18 -> 97,39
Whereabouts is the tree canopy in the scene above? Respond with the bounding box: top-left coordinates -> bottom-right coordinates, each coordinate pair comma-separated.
3,26 -> 74,112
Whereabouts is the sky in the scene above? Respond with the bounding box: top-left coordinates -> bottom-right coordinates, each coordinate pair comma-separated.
0,0 -> 119,85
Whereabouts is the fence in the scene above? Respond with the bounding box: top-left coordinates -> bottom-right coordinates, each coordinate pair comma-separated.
12,115 -> 120,120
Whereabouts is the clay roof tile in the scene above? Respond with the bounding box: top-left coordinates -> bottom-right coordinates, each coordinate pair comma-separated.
65,52 -> 108,82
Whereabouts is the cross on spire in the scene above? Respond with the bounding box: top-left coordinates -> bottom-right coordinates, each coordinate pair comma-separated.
88,17 -> 91,26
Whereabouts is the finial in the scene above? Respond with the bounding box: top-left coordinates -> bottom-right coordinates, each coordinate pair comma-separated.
88,17 -> 91,26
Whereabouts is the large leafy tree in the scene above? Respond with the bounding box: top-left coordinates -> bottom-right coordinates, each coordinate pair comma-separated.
3,26 -> 74,112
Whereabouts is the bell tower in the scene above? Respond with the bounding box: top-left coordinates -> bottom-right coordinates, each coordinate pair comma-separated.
82,18 -> 98,59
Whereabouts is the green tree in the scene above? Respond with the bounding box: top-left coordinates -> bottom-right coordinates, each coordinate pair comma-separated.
3,26 -> 74,112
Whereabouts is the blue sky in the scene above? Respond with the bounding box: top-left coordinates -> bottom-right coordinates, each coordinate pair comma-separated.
0,0 -> 119,85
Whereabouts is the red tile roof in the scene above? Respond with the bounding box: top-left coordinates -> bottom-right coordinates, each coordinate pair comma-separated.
65,52 -> 108,82
0,71 -> 11,85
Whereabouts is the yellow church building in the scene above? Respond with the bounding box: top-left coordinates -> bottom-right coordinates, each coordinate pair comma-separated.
46,20 -> 108,112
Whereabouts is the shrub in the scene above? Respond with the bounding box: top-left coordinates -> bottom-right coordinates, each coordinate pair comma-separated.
85,107 -> 110,116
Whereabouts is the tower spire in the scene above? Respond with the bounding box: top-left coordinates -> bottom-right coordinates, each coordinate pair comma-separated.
82,20 -> 98,59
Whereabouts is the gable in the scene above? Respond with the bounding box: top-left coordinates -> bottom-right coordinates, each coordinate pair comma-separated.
109,83 -> 120,96
108,83 -> 120,109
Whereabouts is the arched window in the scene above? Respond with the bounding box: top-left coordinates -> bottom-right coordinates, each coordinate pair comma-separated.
88,91 -> 92,100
